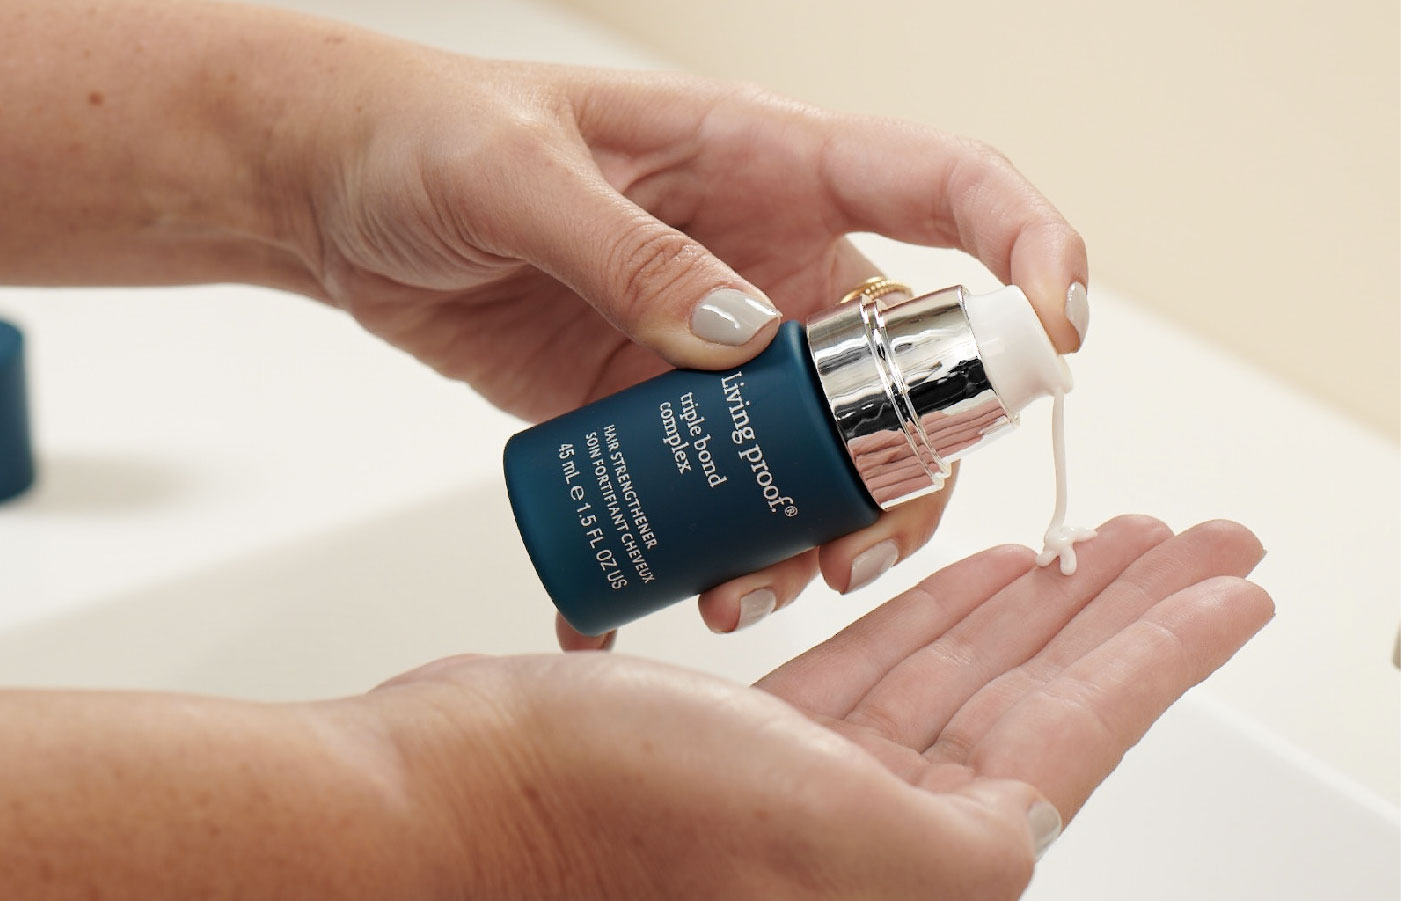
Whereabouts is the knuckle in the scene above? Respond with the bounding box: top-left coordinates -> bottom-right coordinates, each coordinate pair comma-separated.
954,138 -> 1027,208
1111,513 -> 1173,545
927,728 -> 978,765
492,112 -> 569,173
720,82 -> 827,131
988,543 -> 1039,569
1063,221 -> 1089,257
846,700 -> 919,745
963,136 -> 1017,171
605,226 -> 706,315
416,111 -> 568,227
430,103 -> 568,193
728,81 -> 796,112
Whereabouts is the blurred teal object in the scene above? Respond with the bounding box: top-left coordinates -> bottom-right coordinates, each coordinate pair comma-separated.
0,318 -> 34,503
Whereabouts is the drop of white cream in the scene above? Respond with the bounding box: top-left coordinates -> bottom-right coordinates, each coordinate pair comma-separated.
1035,389 -> 1096,574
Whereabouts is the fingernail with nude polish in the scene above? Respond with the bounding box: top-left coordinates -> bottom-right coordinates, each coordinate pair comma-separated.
691,289 -> 779,346
1065,282 -> 1089,346
734,588 -> 777,631
1028,801 -> 1063,859
846,540 -> 899,594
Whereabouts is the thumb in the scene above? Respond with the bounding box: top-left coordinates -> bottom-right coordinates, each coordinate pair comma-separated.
499,149 -> 780,369
895,776 -> 1059,898
952,779 -> 1063,863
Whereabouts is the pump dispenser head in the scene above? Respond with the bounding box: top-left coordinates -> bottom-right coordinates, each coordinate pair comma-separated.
963,286 -> 1073,416
806,284 -> 1069,509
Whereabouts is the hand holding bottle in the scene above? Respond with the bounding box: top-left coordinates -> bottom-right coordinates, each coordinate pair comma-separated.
4,0 -> 1090,645
280,42 -> 1091,644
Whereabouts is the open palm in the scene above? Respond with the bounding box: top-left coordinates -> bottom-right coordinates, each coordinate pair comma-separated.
758,515 -> 1272,823
373,515 -> 1271,897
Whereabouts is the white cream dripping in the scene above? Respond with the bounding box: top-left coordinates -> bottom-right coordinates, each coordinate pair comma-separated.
1034,388 -> 1096,574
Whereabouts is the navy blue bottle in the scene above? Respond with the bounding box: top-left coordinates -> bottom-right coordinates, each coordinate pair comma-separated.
0,319 -> 34,504
504,283 -> 1067,634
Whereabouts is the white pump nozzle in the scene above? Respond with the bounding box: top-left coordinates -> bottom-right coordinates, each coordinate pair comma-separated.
962,285 -> 1073,418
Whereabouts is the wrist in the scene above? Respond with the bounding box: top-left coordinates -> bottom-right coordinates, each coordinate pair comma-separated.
0,689 -> 473,898
291,696 -> 465,898
159,2 -> 342,296
207,8 -> 475,304
353,658 -> 610,896
0,0 -> 329,291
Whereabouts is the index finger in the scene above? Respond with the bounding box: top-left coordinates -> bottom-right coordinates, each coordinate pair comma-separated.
566,72 -> 1088,349
816,115 -> 1089,352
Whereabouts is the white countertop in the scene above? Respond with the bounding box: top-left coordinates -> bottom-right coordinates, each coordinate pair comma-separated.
0,0 -> 1395,895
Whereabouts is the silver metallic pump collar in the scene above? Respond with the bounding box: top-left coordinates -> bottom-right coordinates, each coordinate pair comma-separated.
806,285 -> 1015,509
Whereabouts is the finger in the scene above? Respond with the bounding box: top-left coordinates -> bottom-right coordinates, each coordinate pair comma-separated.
482,132 -> 780,370
969,575 -> 1275,820
817,118 -> 1089,351
818,465 -> 959,595
571,76 -> 1088,349
843,515 -> 1172,750
756,543 -> 1036,716
907,778 -> 1049,896
926,520 -> 1265,764
699,549 -> 820,633
555,614 -> 616,653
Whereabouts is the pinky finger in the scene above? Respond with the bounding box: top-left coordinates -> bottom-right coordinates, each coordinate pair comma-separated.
555,613 -> 616,653
698,549 -> 820,633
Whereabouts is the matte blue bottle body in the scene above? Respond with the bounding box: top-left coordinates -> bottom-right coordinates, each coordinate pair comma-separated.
0,320 -> 34,504
504,321 -> 880,635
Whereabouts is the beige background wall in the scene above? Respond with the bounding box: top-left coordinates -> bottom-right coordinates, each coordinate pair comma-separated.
554,0 -> 1399,441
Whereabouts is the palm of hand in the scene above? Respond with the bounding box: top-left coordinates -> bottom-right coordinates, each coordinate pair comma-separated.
758,515 -> 1270,822
376,516 -> 1268,897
